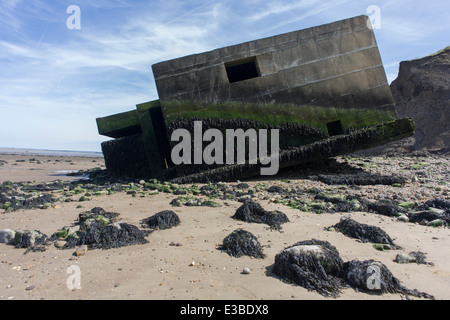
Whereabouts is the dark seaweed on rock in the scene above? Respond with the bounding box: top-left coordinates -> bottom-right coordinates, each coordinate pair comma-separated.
1,193 -> 53,212
271,239 -> 346,298
232,200 -> 289,230
65,221 -> 148,250
332,217 -> 400,249
341,260 -> 434,299
316,173 -> 406,186
89,207 -> 121,221
409,251 -> 431,265
419,198 -> 450,212
267,185 -> 285,193
167,119 -> 415,183
408,210 -> 450,225
167,117 -> 327,145
165,117 -> 326,180
59,207 -> 148,250
78,207 -> 120,223
219,229 -> 265,259
141,210 -> 180,230
89,223 -> 148,250
14,230 -> 48,253
367,200 -> 404,217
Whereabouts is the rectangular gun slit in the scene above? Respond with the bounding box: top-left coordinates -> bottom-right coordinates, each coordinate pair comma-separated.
225,57 -> 260,83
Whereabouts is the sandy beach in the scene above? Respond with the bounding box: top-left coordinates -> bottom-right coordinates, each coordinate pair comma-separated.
0,151 -> 449,301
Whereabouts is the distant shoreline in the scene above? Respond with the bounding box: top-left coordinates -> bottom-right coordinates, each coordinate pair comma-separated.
0,147 -> 103,158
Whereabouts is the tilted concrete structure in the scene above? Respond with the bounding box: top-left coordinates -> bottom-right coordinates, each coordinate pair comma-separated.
96,15 -> 414,181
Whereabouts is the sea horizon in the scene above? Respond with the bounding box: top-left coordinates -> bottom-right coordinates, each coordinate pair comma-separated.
0,147 -> 103,158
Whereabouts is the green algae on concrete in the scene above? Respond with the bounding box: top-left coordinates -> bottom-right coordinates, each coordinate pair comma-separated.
96,110 -> 141,139
162,100 -> 397,133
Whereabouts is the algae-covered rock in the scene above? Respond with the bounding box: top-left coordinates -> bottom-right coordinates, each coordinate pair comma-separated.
141,210 -> 180,230
219,229 -> 265,259
398,202 -> 415,209
14,230 -> 48,252
341,259 -> 433,299
271,239 -> 346,297
331,217 -> 400,248
427,219 -> 445,228
232,200 -> 289,230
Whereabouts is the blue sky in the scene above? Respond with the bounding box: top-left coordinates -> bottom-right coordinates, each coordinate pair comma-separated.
1,0 -> 449,152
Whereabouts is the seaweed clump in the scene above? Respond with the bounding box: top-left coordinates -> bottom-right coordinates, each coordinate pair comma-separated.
58,207 -> 149,250
331,217 -> 400,249
316,173 -> 406,186
271,239 -> 346,297
219,229 -> 265,259
14,230 -> 48,253
66,221 -> 149,250
232,200 -> 289,230
367,200 -> 404,217
141,210 -> 180,230
341,260 -> 434,299
407,199 -> 450,225
419,198 -> 450,211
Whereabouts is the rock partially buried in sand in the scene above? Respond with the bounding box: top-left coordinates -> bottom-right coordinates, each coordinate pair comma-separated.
140,210 -> 180,230
14,230 -> 48,252
427,219 -> 446,228
62,215 -> 149,250
271,239 -> 345,297
232,200 -> 289,230
220,229 -> 265,259
331,217 -> 401,249
242,268 -> 251,274
341,259 -> 433,299
395,251 -> 432,265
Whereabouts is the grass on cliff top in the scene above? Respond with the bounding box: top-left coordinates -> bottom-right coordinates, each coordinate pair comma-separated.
163,100 -> 396,131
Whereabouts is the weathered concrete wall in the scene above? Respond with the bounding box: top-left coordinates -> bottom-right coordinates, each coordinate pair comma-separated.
153,15 -> 395,118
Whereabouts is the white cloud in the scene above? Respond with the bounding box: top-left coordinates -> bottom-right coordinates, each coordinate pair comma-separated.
246,0 -> 320,22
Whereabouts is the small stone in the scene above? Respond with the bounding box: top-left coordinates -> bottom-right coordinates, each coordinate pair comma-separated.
242,268 -> 251,274
239,195 -> 252,202
397,215 -> 409,223
373,244 -> 392,251
25,286 -> 35,291
189,261 -> 196,267
74,245 -> 87,256
54,240 -> 67,249
42,203 -> 52,209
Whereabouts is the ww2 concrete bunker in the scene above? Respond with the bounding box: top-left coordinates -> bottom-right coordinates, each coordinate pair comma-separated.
96,15 -> 415,182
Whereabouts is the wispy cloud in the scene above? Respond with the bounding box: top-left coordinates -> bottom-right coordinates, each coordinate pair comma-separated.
0,0 -> 23,30
246,0 -> 320,22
